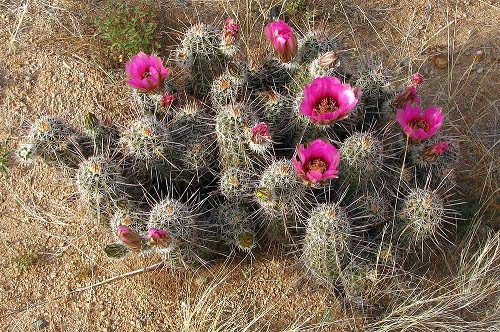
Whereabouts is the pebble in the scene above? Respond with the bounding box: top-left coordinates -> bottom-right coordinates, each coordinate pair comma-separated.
32,318 -> 49,330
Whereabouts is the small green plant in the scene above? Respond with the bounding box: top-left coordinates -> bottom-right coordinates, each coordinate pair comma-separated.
284,0 -> 308,15
94,0 -> 158,61
16,253 -> 37,272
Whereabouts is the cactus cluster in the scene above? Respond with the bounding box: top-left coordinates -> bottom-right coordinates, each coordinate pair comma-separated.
302,204 -> 352,283
17,17 -> 462,304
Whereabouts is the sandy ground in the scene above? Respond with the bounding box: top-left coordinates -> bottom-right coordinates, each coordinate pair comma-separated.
0,0 -> 498,331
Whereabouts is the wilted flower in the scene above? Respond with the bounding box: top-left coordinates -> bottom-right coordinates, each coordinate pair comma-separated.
292,139 -> 340,184
264,20 -> 297,63
125,52 -> 169,92
250,122 -> 271,144
393,73 -> 424,108
411,73 -> 424,85
147,228 -> 171,248
117,225 -> 143,251
318,51 -> 338,69
300,76 -> 359,124
422,141 -> 450,161
392,85 -> 420,109
396,103 -> 443,141
223,17 -> 240,44
160,93 -> 175,108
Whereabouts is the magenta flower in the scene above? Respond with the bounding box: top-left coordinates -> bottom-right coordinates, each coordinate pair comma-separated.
147,228 -> 171,248
396,103 -> 444,141
160,93 -> 175,108
224,18 -> 240,44
300,76 -> 359,124
251,122 -> 271,144
125,52 -> 169,92
264,20 -> 297,63
117,225 -> 143,251
411,73 -> 424,85
292,139 -> 340,184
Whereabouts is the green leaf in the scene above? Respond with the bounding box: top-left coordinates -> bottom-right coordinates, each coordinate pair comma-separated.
104,243 -> 128,258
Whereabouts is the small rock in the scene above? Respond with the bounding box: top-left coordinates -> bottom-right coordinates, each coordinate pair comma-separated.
32,318 -> 48,331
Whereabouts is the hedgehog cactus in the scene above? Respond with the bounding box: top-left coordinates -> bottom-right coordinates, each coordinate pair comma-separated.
408,137 -> 458,186
147,198 -> 210,267
84,113 -> 119,154
170,100 -> 216,179
399,188 -> 446,244
16,17 -> 465,298
354,59 -> 394,118
259,90 -> 294,135
341,263 -> 378,308
125,52 -> 173,115
255,160 -> 312,239
22,116 -> 87,169
219,166 -> 254,201
15,142 -> 36,164
120,116 -> 175,178
295,31 -> 338,65
302,204 -> 352,284
175,22 -> 234,95
75,156 -> 133,217
215,103 -> 270,167
212,202 -> 256,252
244,57 -> 294,92
132,83 -> 175,115
340,132 -> 385,187
210,70 -> 245,106
360,190 -> 392,228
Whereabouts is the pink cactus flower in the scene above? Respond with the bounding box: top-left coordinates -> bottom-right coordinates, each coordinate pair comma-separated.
300,76 -> 359,124
411,73 -> 424,85
292,139 -> 340,184
396,103 -> 444,141
125,52 -> 169,92
117,225 -> 143,251
251,122 -> 271,144
264,19 -> 297,63
160,93 -> 175,108
147,228 -> 171,248
224,17 -> 240,44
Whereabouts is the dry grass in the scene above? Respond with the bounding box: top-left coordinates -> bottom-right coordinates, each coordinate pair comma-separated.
0,0 -> 498,331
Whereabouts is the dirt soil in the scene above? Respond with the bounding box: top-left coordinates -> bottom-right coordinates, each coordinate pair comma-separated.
0,0 -> 498,331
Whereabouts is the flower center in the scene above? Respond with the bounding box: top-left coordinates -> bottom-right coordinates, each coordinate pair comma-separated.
142,71 -> 151,79
409,118 -> 429,131
314,97 -> 338,115
305,158 -> 327,173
